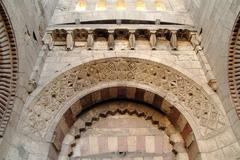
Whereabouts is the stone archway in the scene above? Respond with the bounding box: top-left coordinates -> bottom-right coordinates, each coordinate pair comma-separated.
59,100 -> 189,160
0,1 -> 18,137
49,86 -> 196,160
18,57 -> 227,160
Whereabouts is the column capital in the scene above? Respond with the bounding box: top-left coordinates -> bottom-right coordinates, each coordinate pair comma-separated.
87,29 -> 94,34
150,30 -> 157,34
66,30 -> 73,34
108,29 -> 115,34
129,29 -> 136,34
171,30 -> 178,34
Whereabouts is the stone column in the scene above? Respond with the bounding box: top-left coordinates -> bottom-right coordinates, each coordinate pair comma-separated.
66,31 -> 74,51
108,30 -> 115,50
170,30 -> 178,50
43,33 -> 53,50
129,30 -> 136,50
87,30 -> 94,50
150,30 -> 157,50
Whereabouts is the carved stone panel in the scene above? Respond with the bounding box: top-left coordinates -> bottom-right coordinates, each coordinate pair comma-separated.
21,58 -> 226,138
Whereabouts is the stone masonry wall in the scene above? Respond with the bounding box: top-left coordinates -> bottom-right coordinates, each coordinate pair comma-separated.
0,0 -> 57,159
183,0 -> 240,145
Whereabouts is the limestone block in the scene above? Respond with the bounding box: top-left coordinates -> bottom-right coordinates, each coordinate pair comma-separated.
145,136 -> 155,153
176,153 -> 189,160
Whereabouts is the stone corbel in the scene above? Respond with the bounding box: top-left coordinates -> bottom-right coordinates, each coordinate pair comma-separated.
87,30 -> 94,50
197,50 -> 218,92
27,79 -> 37,94
129,30 -> 136,50
43,33 -> 53,50
150,30 -> 157,50
170,30 -> 178,50
66,30 -> 74,51
189,32 -> 200,49
108,30 -> 115,50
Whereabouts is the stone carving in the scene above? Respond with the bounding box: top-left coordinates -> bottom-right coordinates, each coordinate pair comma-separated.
27,79 -> 37,94
0,2 -> 18,137
228,12 -> 240,118
21,58 -> 225,138
67,101 -> 185,158
46,28 -> 195,51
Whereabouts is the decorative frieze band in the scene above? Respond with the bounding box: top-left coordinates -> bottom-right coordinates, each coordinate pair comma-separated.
21,58 -> 225,139
43,25 -> 196,51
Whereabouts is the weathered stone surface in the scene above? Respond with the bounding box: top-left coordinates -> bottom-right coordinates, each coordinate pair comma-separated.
20,58 -> 225,140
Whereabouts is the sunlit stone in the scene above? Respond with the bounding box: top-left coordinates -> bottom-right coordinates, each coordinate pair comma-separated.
136,0 -> 146,11
96,0 -> 107,11
116,0 -> 126,10
155,0 -> 166,11
75,0 -> 86,11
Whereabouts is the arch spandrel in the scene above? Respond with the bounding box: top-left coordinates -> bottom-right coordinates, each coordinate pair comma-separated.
19,57 -> 226,140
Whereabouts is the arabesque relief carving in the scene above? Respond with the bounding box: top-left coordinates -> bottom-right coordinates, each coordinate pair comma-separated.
22,58 -> 225,138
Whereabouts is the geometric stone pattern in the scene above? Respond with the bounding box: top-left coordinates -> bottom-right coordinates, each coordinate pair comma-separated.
228,12 -> 240,119
22,58 -> 225,138
52,89 -> 195,160
59,101 -> 189,160
0,2 -> 18,137
68,101 -> 186,159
